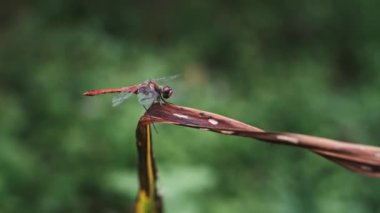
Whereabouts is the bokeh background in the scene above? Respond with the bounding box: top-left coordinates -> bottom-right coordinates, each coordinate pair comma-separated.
1,1 -> 380,212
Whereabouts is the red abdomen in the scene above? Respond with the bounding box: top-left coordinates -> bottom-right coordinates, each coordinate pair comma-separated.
83,85 -> 139,96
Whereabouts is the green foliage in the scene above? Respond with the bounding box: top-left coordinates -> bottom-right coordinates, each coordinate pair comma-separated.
1,1 -> 380,212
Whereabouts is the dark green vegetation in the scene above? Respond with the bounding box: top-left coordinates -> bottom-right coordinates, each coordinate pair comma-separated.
1,1 -> 380,212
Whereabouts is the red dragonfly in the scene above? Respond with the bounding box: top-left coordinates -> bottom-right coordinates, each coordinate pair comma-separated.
83,75 -> 178,109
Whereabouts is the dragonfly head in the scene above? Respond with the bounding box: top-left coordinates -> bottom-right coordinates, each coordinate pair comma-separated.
161,85 -> 173,99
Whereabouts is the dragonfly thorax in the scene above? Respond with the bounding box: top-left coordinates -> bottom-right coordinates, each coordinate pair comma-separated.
136,81 -> 173,109
137,83 -> 160,109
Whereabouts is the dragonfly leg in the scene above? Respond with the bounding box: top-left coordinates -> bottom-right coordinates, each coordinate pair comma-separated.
160,96 -> 168,105
143,105 -> 159,134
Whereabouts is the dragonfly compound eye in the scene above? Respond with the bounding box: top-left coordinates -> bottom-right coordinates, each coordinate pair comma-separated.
162,86 -> 173,99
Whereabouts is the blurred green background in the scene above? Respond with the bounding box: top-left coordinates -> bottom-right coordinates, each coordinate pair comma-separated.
1,1 -> 380,212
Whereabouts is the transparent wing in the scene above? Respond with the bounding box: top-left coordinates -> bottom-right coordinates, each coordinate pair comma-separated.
112,91 -> 134,107
153,74 -> 180,83
137,93 -> 157,109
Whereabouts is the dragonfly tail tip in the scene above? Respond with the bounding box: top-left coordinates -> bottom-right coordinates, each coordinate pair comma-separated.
83,91 -> 93,96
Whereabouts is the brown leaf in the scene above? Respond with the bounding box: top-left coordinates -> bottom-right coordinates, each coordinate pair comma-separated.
141,103 -> 380,178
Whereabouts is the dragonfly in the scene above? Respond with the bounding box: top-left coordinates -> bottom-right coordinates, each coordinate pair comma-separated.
83,75 -> 178,109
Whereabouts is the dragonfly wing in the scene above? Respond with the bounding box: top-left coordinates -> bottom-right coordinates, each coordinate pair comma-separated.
112,91 -> 134,107
137,93 -> 157,109
154,74 -> 180,83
